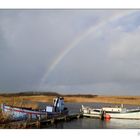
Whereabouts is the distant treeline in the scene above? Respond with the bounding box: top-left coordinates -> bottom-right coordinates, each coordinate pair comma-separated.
0,91 -> 98,98
0,91 -> 60,97
63,94 -> 98,98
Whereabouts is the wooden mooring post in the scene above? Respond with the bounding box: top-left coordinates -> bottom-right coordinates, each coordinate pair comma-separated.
36,120 -> 41,128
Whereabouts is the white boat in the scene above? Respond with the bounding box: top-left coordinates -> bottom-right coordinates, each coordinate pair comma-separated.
81,104 -> 140,120
81,105 -> 101,118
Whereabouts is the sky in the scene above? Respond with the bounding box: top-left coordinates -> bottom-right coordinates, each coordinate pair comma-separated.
0,10 -> 140,95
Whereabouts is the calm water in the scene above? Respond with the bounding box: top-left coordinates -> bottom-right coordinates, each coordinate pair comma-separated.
44,102 -> 140,129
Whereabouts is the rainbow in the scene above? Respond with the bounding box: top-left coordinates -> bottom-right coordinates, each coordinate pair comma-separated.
40,11 -> 135,87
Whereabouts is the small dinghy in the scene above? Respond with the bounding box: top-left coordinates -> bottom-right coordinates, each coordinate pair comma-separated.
1,97 -> 68,120
81,104 -> 140,120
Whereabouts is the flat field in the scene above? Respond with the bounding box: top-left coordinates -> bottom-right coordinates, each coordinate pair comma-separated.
0,94 -> 140,106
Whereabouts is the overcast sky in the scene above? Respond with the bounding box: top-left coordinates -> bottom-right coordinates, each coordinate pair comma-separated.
1,10 -> 140,95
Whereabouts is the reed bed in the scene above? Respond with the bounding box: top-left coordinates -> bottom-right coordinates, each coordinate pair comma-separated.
1,95 -> 140,106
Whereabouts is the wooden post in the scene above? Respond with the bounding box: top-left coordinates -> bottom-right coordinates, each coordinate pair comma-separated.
51,118 -> 54,124
23,121 -> 27,128
36,120 -> 40,128
77,114 -> 80,119
45,114 -> 48,120
64,116 -> 67,121
38,115 -> 40,121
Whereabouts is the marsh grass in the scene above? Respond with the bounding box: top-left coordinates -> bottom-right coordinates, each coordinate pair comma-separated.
0,94 -> 140,108
0,111 -> 13,125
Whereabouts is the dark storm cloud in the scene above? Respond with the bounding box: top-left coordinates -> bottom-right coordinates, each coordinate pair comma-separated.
0,10 -> 140,95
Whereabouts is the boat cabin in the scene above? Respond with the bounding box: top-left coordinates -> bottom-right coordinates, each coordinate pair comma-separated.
102,106 -> 127,113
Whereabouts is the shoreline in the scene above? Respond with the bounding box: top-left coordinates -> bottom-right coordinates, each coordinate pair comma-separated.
0,95 -> 140,106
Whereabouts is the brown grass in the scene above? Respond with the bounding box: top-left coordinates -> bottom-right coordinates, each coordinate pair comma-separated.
63,96 -> 140,105
0,95 -> 140,106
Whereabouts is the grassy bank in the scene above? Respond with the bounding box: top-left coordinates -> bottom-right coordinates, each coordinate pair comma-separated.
0,94 -> 140,106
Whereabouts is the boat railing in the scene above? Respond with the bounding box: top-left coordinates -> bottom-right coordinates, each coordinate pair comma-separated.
126,108 -> 140,113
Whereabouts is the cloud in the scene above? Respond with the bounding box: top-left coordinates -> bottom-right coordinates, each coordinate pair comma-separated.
0,10 -> 140,95
40,10 -> 140,95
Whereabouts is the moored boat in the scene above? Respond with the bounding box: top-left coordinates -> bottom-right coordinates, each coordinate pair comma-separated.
1,97 -> 68,121
81,105 -> 101,118
81,104 -> 140,120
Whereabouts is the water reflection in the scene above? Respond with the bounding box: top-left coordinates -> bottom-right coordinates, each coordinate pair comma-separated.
106,119 -> 140,129
47,117 -> 140,129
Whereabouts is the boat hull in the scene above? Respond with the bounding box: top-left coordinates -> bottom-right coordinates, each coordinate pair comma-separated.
1,104 -> 68,120
2,104 -> 47,120
106,111 -> 140,120
81,107 -> 101,118
81,105 -> 140,120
